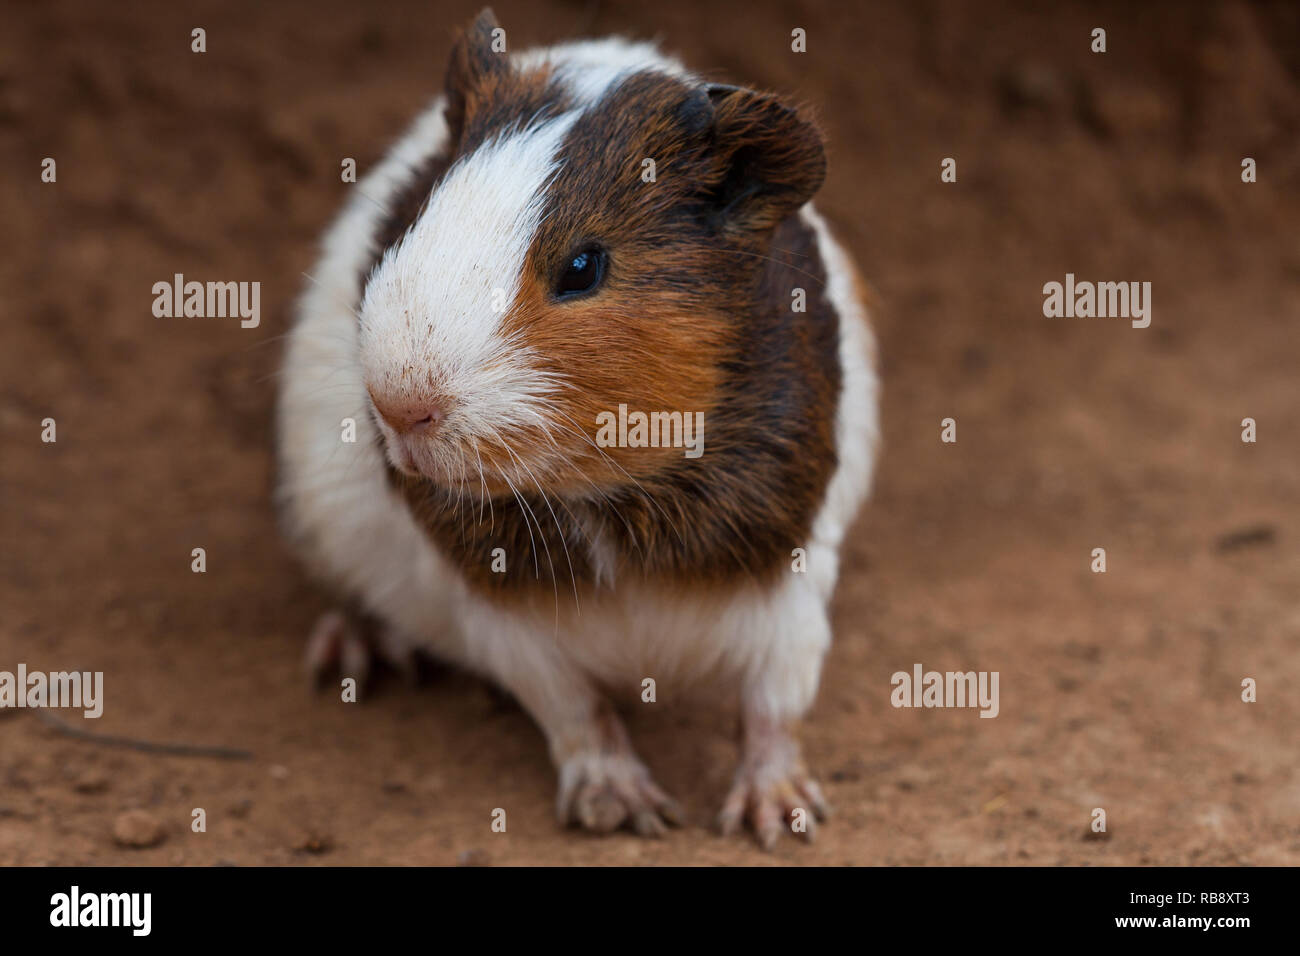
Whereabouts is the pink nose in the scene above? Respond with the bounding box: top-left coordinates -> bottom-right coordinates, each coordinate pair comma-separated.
368,390 -> 448,435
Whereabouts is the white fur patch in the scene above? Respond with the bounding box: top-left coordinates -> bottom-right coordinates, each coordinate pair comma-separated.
359,115 -> 578,482
515,37 -> 688,106
277,97 -> 466,644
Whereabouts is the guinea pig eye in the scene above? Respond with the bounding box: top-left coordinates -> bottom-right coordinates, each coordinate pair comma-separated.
554,245 -> 606,298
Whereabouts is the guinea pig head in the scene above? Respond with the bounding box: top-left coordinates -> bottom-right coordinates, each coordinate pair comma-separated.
358,10 -> 826,499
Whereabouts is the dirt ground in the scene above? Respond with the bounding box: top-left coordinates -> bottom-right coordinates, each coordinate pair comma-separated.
2,0 -> 1297,866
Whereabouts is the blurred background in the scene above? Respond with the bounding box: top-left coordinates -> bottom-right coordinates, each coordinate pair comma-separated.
2,0 -> 1297,864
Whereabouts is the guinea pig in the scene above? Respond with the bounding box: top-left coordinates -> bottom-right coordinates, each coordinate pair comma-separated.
276,7 -> 878,849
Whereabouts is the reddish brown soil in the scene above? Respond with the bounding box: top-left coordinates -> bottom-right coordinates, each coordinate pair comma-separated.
2,0 -> 1298,865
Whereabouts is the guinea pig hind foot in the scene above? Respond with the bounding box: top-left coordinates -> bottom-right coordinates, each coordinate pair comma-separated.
303,609 -> 418,693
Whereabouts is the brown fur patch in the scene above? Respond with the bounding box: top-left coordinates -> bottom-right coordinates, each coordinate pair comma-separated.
389,215 -> 842,599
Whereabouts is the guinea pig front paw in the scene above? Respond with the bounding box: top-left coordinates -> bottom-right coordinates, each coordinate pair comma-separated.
557,751 -> 683,838
717,729 -> 831,851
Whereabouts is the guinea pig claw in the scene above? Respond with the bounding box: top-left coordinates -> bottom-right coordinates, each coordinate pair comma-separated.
717,754 -> 830,850
304,611 -> 357,689
557,751 -> 682,838
303,610 -> 417,694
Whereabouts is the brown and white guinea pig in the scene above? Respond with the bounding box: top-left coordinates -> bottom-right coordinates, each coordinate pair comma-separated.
276,8 -> 878,848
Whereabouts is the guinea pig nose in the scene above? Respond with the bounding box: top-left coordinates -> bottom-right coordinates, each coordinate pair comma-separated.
408,406 -> 444,434
368,389 -> 448,436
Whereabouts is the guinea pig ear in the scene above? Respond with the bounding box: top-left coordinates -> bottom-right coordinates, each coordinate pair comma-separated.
443,8 -> 509,146
701,84 -> 827,238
